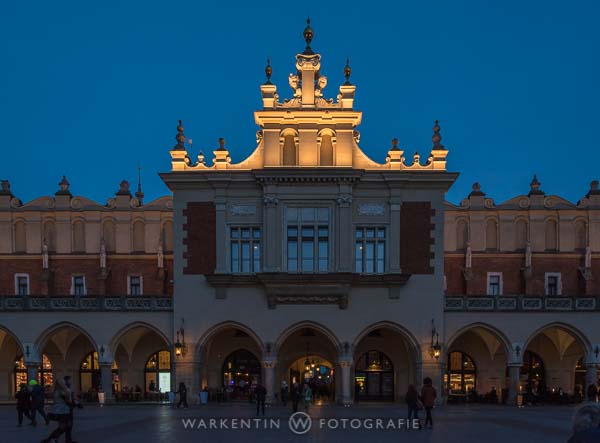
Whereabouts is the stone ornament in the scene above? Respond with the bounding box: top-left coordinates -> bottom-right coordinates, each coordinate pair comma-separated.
357,203 -> 385,216
230,205 -> 257,216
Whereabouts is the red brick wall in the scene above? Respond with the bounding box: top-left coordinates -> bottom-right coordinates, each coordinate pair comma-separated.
400,202 -> 435,274
183,202 -> 216,275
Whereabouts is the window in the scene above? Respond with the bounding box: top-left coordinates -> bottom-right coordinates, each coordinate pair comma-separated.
545,273 -> 561,296
515,219 -> 528,250
71,275 -> 86,296
486,272 -> 502,296
72,220 -> 86,252
485,219 -> 498,250
545,219 -> 558,251
128,275 -> 143,295
286,207 -> 329,272
355,227 -> 386,273
133,220 -> 145,252
14,220 -> 26,253
456,219 -> 468,250
14,274 -> 29,296
230,227 -> 261,273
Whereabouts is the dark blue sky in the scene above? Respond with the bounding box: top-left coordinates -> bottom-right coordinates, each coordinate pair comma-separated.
1,1 -> 598,205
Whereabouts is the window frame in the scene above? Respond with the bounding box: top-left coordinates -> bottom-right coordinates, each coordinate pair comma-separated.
228,226 -> 261,274
71,275 -> 87,296
284,207 -> 330,273
354,226 -> 386,274
127,275 -> 144,296
14,273 -> 30,296
544,272 -> 562,296
486,272 -> 503,296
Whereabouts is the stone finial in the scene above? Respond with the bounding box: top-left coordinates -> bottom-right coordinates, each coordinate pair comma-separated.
469,182 -> 485,196
217,137 -> 226,151
173,120 -> 186,150
432,120 -> 445,150
0,180 -> 12,196
344,57 -> 352,85
264,58 -> 272,84
588,180 -> 600,196
303,18 -> 314,54
197,150 -> 205,164
528,174 -> 544,195
116,180 -> 131,196
390,138 -> 399,151
55,175 -> 72,196
135,165 -> 144,205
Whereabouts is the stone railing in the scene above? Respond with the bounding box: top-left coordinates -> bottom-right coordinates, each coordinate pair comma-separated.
0,295 -> 173,311
445,295 -> 599,312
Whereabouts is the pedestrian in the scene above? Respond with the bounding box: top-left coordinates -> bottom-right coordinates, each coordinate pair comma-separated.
567,403 -> 600,443
281,380 -> 289,407
420,377 -> 437,429
64,375 -> 82,442
291,382 -> 300,412
176,382 -> 188,409
40,378 -> 73,443
405,384 -> 422,429
149,380 -> 156,392
354,380 -> 361,404
254,382 -> 267,416
302,383 -> 312,413
29,379 -> 49,426
587,384 -> 598,403
16,383 -> 32,427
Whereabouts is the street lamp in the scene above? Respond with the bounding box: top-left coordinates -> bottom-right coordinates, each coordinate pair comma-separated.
174,318 -> 187,358
429,319 -> 442,360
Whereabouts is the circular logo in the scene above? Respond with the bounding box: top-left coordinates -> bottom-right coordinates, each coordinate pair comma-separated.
288,411 -> 312,435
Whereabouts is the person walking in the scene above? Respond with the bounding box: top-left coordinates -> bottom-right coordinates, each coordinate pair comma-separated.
420,377 -> 437,429
281,380 -> 289,407
405,384 -> 422,430
16,383 -> 32,426
176,382 -> 188,409
41,378 -> 73,443
64,375 -> 82,443
254,382 -> 267,416
302,383 -> 313,413
587,384 -> 598,403
291,382 -> 300,412
29,379 -> 49,426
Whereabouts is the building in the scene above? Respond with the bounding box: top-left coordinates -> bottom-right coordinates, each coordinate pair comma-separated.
0,23 -> 598,404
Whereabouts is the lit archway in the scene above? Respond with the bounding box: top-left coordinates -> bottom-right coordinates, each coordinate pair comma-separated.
447,351 -> 476,396
79,351 -> 119,399
144,350 -> 171,394
221,349 -> 261,400
14,354 -> 53,392
354,350 -> 394,401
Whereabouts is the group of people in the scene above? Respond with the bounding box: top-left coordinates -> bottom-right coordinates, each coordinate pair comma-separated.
16,375 -> 83,443
405,377 -> 438,430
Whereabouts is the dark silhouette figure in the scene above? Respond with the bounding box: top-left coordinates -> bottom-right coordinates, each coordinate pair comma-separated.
177,382 -> 188,409
587,384 -> 598,402
29,380 -> 49,425
420,377 -> 437,429
254,383 -> 267,416
405,384 -> 422,429
355,380 -> 361,403
291,382 -> 301,412
16,383 -> 32,426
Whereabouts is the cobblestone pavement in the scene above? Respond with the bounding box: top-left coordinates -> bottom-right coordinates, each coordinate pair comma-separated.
0,402 -> 580,443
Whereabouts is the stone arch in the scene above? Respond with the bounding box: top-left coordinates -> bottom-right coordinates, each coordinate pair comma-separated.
132,219 -> 145,252
109,321 -> 171,352
72,218 -> 86,252
275,320 -> 341,353
13,219 -> 26,253
161,219 -> 174,252
43,219 -> 56,252
0,325 -> 25,400
544,217 -> 558,251
523,322 -> 592,358
102,218 -> 116,252
455,218 -> 469,250
485,217 -> 498,250
35,321 -> 98,355
352,321 -> 422,364
446,322 -> 512,357
574,218 -> 587,250
515,217 -> 528,250
318,128 -> 336,166
196,321 -> 264,358
280,128 -> 298,166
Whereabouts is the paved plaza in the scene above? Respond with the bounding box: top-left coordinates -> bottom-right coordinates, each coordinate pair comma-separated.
0,402 -> 580,443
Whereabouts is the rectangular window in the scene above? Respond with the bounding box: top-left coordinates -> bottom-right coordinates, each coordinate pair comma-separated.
230,227 -> 261,273
355,227 -> 386,274
487,272 -> 502,296
545,273 -> 561,296
72,275 -> 86,296
128,275 -> 143,296
286,207 -> 329,272
15,274 -> 29,296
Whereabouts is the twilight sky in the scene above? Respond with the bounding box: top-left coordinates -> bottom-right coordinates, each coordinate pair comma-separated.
1,0 -> 598,205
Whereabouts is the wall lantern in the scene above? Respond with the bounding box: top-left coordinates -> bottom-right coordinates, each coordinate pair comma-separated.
174,318 -> 187,358
429,319 -> 441,360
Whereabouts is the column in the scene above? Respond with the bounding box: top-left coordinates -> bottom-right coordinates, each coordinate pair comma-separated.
26,363 -> 39,383
388,202 -> 401,272
262,192 -> 279,272
175,360 -> 201,403
419,360 -> 444,405
99,364 -> 114,402
215,200 -> 227,273
262,360 -> 277,404
338,359 -> 353,406
337,189 -> 353,272
507,364 -> 521,405
586,364 -> 598,389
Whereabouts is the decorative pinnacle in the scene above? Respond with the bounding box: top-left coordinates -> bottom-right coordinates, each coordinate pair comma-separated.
135,164 -> 144,204
344,57 -> 352,84
174,120 -> 186,150
529,174 -> 544,195
264,57 -> 272,84
390,138 -> 399,151
217,137 -> 226,151
303,18 -> 314,54
432,120 -> 444,149
55,175 -> 71,196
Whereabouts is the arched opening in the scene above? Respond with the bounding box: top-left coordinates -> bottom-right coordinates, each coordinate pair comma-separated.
14,220 -> 26,253
221,349 -> 261,400
162,220 -> 174,252
520,351 -> 545,401
485,219 -> 498,250
319,133 -> 334,166
0,327 -> 23,400
15,354 -> 53,394
354,350 -> 394,401
102,219 -> 116,252
574,220 -> 587,250
282,133 -> 297,166
288,354 -> 334,403
456,220 -> 468,251
515,219 -> 528,251
144,350 -> 171,396
132,220 -> 145,252
353,324 -> 419,403
72,220 -> 86,253
446,325 -> 509,403
43,220 -> 56,252
79,351 -> 119,400
545,219 -> 558,252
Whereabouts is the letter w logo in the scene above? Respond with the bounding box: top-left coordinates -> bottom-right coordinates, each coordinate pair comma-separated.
288,412 -> 312,435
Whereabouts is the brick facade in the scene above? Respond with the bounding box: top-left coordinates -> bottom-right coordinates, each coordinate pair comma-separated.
183,202 -> 216,275
400,202 -> 435,274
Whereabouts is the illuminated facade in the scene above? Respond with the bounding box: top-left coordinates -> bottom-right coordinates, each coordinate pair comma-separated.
0,23 -> 598,405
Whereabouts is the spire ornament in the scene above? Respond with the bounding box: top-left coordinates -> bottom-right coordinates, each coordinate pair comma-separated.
432,120 -> 444,150
344,57 -> 352,85
264,58 -> 272,84
529,174 -> 544,195
135,164 -> 144,205
55,175 -> 72,196
174,120 -> 186,150
390,138 -> 399,151
303,18 -> 314,55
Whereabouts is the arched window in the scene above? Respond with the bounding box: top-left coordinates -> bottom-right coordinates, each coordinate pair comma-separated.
145,350 -> 171,394
545,219 -> 558,251
319,133 -> 334,166
222,349 -> 261,399
520,351 -> 545,395
446,351 -> 476,395
132,220 -> 145,252
14,220 -> 26,253
14,354 -> 53,393
515,219 -> 528,251
162,220 -> 174,252
354,350 -> 394,401
80,351 -> 119,396
282,134 -> 297,166
574,220 -> 587,250
456,220 -> 468,251
102,220 -> 116,252
485,219 -> 498,250
72,220 -> 86,253
43,221 -> 56,252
